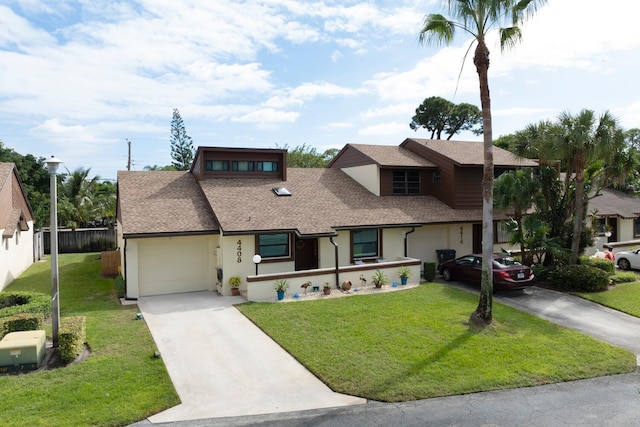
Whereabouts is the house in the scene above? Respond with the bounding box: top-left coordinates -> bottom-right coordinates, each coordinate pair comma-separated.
587,187 -> 640,252
116,139 -> 537,301
0,163 -> 36,290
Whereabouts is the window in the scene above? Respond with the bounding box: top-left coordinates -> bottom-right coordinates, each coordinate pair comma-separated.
392,170 -> 420,195
635,219 -> 640,237
352,229 -> 380,260
232,161 -> 254,171
432,169 -> 441,183
494,220 -> 513,244
257,161 -> 278,172
257,234 -> 290,259
205,160 -> 229,171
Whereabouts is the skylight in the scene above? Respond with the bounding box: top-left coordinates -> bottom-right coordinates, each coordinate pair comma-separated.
272,187 -> 292,196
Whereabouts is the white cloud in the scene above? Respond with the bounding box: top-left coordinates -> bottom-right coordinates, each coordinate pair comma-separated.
233,108 -> 299,124
358,121 -> 407,136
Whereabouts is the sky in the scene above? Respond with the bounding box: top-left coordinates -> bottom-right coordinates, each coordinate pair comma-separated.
1,0 -> 639,181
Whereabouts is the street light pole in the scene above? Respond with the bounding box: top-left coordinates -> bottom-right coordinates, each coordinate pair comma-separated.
45,155 -> 63,349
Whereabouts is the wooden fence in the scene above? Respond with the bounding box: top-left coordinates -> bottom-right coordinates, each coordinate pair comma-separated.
101,250 -> 121,278
43,228 -> 117,254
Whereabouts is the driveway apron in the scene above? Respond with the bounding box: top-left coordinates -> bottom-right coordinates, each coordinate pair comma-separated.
137,291 -> 365,423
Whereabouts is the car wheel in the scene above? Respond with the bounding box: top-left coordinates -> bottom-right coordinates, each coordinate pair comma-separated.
618,258 -> 631,271
441,268 -> 452,281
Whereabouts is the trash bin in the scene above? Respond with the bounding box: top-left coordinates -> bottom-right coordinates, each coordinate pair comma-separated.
436,249 -> 456,267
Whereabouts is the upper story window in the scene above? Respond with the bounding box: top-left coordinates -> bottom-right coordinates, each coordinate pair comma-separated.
257,233 -> 291,260
232,161 -> 254,172
352,228 -> 380,261
433,169 -> 441,183
392,170 -> 420,195
205,160 -> 229,171
257,161 -> 279,172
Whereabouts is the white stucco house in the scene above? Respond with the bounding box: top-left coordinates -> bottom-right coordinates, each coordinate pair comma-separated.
0,163 -> 36,290
116,139 -> 537,301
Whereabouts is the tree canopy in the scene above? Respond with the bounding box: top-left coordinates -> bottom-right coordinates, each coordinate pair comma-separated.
410,96 -> 482,139
279,144 -> 338,168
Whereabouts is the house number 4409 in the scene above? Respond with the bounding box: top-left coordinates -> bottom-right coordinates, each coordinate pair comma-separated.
237,240 -> 242,263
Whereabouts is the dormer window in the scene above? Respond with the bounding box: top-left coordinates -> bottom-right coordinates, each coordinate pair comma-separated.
232,161 -> 254,171
205,160 -> 229,171
392,170 -> 420,195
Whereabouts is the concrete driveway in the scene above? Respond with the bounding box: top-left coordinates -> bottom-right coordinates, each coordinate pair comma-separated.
137,292 -> 365,424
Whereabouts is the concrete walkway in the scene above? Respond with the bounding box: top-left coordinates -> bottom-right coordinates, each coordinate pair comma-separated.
137,292 -> 365,424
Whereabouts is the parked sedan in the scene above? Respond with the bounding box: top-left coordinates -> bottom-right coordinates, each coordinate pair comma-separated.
614,249 -> 640,271
439,254 -> 534,290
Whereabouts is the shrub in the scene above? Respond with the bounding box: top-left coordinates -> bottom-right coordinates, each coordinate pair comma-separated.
579,256 -> 615,274
550,265 -> 610,292
115,275 -> 125,298
0,291 -> 51,319
0,313 -> 45,340
532,264 -> 554,283
610,272 -> 638,284
59,316 -> 86,363
423,262 -> 436,281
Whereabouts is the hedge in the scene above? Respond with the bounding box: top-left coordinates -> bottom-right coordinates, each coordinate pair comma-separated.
0,291 -> 51,319
59,316 -> 86,363
0,312 -> 45,340
550,264 -> 610,292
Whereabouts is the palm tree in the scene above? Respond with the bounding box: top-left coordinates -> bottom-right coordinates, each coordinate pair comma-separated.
419,0 -> 547,325
551,110 -> 624,264
62,167 -> 100,228
494,168 -> 538,263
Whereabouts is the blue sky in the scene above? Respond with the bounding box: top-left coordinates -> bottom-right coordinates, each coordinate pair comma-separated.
1,0 -> 639,180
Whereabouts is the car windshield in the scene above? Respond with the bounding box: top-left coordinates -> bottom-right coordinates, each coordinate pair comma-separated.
494,257 -> 521,267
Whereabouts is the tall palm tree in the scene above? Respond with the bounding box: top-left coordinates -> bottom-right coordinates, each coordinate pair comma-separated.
551,110 -> 623,264
419,0 -> 547,325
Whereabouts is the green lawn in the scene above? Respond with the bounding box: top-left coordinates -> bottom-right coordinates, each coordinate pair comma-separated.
237,283 -> 637,402
576,281 -> 640,317
0,253 -> 179,427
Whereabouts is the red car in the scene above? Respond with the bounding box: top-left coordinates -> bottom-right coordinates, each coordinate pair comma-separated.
439,254 -> 534,290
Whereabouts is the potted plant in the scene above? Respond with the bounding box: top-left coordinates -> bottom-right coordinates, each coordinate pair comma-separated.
372,269 -> 388,288
228,276 -> 242,296
273,278 -> 290,300
323,281 -> 332,295
397,266 -> 411,285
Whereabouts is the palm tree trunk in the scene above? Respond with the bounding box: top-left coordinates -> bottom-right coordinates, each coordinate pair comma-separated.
570,168 -> 585,264
470,39 -> 493,326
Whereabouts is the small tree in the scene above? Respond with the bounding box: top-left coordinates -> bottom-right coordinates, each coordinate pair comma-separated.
170,108 -> 195,171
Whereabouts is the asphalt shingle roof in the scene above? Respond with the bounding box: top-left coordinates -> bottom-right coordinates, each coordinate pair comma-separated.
198,168 -> 482,235
346,144 -> 436,168
405,138 -> 539,167
117,171 -> 219,236
588,188 -> 640,219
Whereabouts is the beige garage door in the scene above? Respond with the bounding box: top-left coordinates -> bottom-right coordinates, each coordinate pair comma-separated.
138,236 -> 210,296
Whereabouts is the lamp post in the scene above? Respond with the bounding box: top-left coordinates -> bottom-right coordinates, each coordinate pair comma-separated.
45,155 -> 63,348
252,254 -> 262,276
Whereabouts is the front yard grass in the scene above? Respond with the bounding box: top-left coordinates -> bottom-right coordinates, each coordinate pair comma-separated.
238,283 -> 637,402
0,253 -> 179,427
575,280 -> 640,317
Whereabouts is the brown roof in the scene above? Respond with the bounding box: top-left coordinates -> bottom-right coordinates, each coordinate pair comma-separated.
0,163 -> 12,185
198,168 -> 481,235
117,171 -> 219,236
346,144 -> 436,168
404,138 -> 539,167
588,188 -> 640,219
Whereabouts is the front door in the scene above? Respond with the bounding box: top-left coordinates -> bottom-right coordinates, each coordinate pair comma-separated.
295,237 -> 318,271
472,223 -> 482,254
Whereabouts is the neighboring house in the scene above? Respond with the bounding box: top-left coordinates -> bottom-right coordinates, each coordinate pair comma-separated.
117,139 -> 537,301
0,163 -> 36,290
587,187 -> 640,251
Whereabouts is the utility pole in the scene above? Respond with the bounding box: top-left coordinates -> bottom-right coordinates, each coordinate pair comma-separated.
126,138 -> 131,171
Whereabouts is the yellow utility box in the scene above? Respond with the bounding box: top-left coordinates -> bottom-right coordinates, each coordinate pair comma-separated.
0,330 -> 46,372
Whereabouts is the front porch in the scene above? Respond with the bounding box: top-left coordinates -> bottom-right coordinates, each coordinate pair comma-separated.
244,257 -> 422,301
